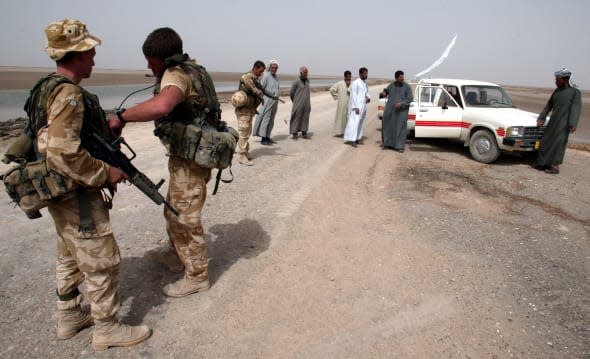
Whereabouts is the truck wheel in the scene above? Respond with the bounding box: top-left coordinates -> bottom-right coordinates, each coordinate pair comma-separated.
469,129 -> 500,163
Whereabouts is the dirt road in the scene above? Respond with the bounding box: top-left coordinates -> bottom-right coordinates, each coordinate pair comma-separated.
0,86 -> 588,358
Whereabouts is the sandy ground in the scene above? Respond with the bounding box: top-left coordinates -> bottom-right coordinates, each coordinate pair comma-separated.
0,85 -> 589,358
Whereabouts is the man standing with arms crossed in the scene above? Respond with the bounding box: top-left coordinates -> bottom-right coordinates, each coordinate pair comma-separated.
109,27 -> 220,298
253,60 -> 281,145
30,19 -> 151,350
344,67 -> 370,147
329,70 -> 352,137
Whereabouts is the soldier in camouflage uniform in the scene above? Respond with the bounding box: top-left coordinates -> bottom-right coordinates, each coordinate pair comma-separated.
235,61 -> 266,165
37,19 -> 151,350
108,28 -> 217,298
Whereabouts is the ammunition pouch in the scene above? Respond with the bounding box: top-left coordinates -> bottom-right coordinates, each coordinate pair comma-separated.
154,119 -> 238,169
1,160 -> 77,219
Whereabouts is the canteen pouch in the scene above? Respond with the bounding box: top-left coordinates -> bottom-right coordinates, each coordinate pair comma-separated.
2,133 -> 35,164
155,120 -> 202,159
194,125 -> 238,169
168,123 -> 202,159
154,119 -> 236,169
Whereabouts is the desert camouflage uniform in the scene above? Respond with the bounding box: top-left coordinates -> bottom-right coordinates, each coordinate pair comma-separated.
235,72 -> 263,156
159,67 -> 211,281
36,82 -> 120,320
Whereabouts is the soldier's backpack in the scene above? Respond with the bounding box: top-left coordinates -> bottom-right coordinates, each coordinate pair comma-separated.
1,74 -> 79,218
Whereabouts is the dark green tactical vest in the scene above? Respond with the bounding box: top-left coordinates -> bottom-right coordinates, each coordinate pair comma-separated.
154,55 -> 221,129
22,73 -> 112,160
152,55 -> 238,170
2,73 -> 112,222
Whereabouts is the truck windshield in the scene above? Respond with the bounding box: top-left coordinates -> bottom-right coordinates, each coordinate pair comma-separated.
461,85 -> 514,108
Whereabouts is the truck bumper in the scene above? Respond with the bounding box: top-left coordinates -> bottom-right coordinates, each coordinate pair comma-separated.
502,137 -> 542,151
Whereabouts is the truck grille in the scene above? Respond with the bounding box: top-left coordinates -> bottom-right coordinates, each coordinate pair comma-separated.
523,127 -> 544,140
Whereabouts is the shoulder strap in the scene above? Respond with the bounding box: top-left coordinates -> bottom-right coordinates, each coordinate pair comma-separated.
23,73 -> 76,138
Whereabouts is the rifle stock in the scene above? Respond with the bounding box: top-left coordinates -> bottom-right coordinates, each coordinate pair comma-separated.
83,133 -> 179,216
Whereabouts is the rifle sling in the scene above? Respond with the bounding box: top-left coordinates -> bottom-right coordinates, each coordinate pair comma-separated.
212,168 -> 234,195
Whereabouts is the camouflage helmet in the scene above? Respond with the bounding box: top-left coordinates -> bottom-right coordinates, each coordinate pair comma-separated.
44,19 -> 101,61
231,90 -> 248,108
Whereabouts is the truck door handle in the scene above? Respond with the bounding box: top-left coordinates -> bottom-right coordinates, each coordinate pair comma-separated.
419,108 -> 429,112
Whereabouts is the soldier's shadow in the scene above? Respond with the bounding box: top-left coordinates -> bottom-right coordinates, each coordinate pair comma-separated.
117,252 -> 175,325
206,218 -> 271,285
249,146 -> 282,159
117,218 -> 270,325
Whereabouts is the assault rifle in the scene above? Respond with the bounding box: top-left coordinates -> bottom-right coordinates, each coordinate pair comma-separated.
254,81 -> 285,103
82,132 -> 179,216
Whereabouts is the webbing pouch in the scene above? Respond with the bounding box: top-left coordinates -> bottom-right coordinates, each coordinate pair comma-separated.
168,122 -> 187,157
26,160 -> 70,201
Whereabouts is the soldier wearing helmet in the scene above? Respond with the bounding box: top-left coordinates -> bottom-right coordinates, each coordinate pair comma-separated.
30,19 -> 151,350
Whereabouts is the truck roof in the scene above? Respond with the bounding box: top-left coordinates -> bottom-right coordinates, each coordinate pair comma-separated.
416,78 -> 500,87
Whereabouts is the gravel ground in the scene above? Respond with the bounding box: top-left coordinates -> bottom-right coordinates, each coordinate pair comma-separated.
0,86 -> 588,358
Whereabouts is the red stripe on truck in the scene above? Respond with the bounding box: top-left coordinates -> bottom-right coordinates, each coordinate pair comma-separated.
415,121 -> 471,128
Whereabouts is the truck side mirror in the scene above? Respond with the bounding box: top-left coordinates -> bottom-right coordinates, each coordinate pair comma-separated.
442,102 -> 449,110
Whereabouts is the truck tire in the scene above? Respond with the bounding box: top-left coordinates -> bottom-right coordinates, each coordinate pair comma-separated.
469,129 -> 500,163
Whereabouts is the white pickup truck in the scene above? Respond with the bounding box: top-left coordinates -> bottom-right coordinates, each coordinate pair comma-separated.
378,78 -> 544,163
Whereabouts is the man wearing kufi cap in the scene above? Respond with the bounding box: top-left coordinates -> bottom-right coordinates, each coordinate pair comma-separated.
535,68 -> 582,174
24,18 -> 151,349
253,60 -> 281,145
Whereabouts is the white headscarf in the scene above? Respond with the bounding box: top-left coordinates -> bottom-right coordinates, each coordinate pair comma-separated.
554,68 -> 578,88
554,68 -> 571,78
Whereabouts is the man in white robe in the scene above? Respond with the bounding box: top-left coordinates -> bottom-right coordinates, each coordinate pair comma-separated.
329,70 -> 352,137
344,67 -> 370,146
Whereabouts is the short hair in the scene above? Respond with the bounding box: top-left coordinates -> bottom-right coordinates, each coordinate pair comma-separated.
253,60 -> 266,69
142,27 -> 183,60
359,67 -> 368,74
344,70 -> 351,76
56,52 -> 76,65
394,70 -> 404,79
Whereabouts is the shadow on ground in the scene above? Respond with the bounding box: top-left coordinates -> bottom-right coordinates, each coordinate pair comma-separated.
116,218 -> 270,325
118,252 -> 175,325
249,146 -> 282,159
207,218 -> 271,285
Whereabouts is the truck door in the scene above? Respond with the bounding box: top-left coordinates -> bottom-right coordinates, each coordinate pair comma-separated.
415,85 -> 463,138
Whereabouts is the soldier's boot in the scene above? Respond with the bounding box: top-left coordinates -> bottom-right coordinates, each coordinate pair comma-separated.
238,154 -> 253,166
56,307 -> 93,340
92,317 -> 152,351
163,277 -> 210,298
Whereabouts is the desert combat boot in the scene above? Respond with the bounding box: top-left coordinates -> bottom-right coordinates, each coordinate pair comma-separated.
163,277 -> 210,298
92,317 -> 152,350
238,154 -> 253,166
56,307 -> 93,340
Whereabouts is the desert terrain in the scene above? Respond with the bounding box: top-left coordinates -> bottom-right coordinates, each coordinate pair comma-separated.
0,71 -> 588,358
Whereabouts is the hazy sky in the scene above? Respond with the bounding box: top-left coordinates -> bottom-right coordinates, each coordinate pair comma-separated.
1,0 -> 589,88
